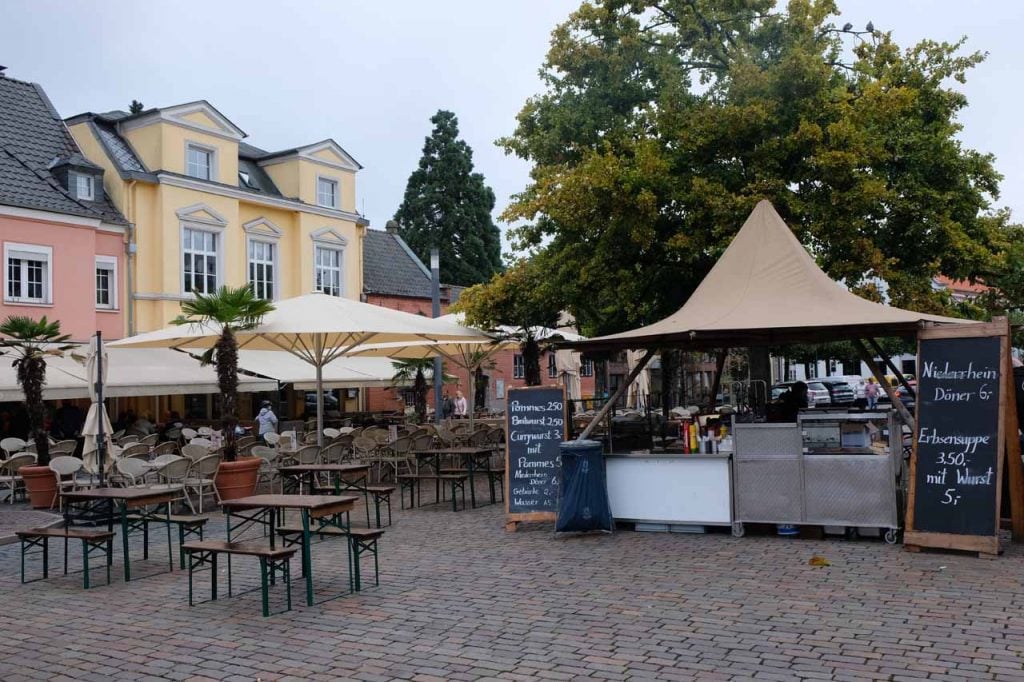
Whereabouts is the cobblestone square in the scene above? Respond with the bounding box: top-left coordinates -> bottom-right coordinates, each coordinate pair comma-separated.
1,496 -> 1023,681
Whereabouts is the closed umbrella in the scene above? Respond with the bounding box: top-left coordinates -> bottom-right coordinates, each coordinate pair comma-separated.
109,292 -> 490,445
626,349 -> 652,409
80,333 -> 114,482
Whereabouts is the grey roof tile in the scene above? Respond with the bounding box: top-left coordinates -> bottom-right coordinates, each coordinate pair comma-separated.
0,76 -> 126,224
363,229 -> 435,299
94,121 -> 146,173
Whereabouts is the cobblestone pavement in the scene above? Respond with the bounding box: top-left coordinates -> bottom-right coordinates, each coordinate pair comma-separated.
0,504 -> 62,545
1,489 -> 1023,681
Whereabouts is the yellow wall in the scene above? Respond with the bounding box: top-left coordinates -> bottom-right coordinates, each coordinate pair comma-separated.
298,159 -> 356,212
122,124 -> 162,173
261,161 -> 299,199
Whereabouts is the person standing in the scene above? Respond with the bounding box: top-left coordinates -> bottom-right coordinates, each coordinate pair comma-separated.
442,391 -> 455,419
454,390 -> 468,419
865,377 -> 880,409
256,400 -> 278,443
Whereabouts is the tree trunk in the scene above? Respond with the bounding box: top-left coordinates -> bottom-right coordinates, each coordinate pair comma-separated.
474,366 -> 488,411
216,328 -> 240,462
523,336 -> 542,386
18,355 -> 50,466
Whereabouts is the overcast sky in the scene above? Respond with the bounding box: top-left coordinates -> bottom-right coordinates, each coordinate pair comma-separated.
2,1 -> 1021,253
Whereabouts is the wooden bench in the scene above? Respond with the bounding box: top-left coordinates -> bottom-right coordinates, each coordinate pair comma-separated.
127,513 -> 209,569
180,539 -> 297,617
366,485 -> 395,527
16,526 -> 114,589
396,474 -> 468,511
276,524 -> 384,591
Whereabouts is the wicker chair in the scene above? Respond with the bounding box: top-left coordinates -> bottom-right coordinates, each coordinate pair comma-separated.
183,454 -> 221,512
0,453 -> 35,503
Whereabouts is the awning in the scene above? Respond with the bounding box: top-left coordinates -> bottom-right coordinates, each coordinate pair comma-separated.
236,351 -> 397,390
568,200 -> 971,351
0,347 -> 277,401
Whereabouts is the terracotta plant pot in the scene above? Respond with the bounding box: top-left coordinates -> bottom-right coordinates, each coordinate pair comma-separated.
215,457 -> 262,502
20,465 -> 57,509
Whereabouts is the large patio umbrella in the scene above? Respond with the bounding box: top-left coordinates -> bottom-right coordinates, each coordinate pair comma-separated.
79,334 -> 114,483
350,316 -> 512,430
109,292 -> 490,445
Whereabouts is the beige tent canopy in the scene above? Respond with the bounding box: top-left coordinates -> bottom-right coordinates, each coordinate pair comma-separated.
570,200 -> 968,353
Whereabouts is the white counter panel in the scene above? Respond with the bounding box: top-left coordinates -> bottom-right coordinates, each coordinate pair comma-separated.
606,455 -> 732,524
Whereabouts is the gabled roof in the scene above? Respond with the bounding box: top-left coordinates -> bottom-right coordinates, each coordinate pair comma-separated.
363,228 -> 435,299
256,138 -> 362,170
0,75 -> 126,224
572,201 -> 969,351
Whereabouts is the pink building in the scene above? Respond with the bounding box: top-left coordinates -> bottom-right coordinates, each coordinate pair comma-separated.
0,70 -> 127,341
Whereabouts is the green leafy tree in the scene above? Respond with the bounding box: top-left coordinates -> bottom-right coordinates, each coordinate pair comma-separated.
394,110 -> 503,286
391,358 -> 437,423
500,0 -> 1014,338
456,259 -> 563,386
0,316 -> 73,466
129,99 -> 144,114
174,286 -> 274,461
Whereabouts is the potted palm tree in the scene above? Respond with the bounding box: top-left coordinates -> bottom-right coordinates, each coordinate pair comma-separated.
174,285 -> 274,500
0,316 -> 74,508
391,358 -> 438,424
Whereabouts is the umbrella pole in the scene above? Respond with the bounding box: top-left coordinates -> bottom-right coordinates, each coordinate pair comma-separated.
316,337 -> 325,449
468,366 -> 476,432
96,331 -> 106,487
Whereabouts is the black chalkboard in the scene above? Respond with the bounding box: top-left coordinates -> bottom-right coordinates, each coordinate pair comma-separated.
505,386 -> 567,518
912,336 -> 1002,536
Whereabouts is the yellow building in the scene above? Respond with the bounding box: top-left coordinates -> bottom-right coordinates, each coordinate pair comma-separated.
67,101 -> 368,335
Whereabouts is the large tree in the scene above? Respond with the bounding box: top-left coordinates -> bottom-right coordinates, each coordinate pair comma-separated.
394,110 -> 503,286
500,0 -> 1015,338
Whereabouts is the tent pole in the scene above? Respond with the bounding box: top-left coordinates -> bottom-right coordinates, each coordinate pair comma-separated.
707,350 -> 727,414
96,331 -> 105,487
867,338 -> 916,396
853,339 -> 915,430
580,348 -> 655,441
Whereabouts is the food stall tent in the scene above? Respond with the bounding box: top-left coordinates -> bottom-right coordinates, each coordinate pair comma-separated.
564,200 -> 972,534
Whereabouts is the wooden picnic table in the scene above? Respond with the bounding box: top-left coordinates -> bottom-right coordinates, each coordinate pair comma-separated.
220,494 -> 358,606
277,464 -> 373,526
61,487 -> 181,581
412,447 -> 498,509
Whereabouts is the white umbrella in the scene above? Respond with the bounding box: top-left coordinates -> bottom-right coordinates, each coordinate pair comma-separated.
555,349 -> 582,402
79,334 -> 115,480
109,292 -> 491,445
626,349 -> 652,409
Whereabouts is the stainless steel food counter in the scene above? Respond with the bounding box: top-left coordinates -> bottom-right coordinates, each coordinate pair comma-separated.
731,411 -> 900,542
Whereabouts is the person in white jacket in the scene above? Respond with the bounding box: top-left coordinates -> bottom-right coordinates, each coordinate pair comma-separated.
256,401 -> 278,443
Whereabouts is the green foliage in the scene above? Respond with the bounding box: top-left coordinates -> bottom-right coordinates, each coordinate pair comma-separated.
455,259 -> 564,386
173,286 -> 274,460
391,358 -> 437,423
129,99 -> 144,114
0,316 -> 73,465
394,110 -> 503,287
499,0 -> 1016,336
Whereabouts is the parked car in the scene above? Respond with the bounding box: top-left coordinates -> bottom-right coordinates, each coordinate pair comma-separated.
771,381 -> 830,406
830,375 -> 866,401
896,384 -> 916,413
816,377 -> 856,405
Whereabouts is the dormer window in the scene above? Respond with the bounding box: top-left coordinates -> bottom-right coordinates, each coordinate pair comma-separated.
317,176 -> 339,208
73,173 -> 95,201
186,143 -> 214,180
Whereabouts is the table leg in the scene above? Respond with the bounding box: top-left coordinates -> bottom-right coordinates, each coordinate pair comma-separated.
165,500 -> 173,571
226,509 -> 233,596
434,455 -> 441,504
301,510 -> 313,606
467,455 -> 477,509
119,501 -> 131,582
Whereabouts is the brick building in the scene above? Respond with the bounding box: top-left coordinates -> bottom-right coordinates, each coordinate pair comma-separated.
361,224 -> 596,413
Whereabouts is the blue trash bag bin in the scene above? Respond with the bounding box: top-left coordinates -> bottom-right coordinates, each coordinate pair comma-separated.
556,439 -> 613,534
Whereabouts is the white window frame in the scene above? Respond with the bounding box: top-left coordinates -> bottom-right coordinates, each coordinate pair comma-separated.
581,358 -> 594,377
4,242 -> 53,305
548,353 -> 558,378
180,224 -> 223,296
316,175 -> 339,209
95,255 -> 117,310
185,141 -> 216,181
246,237 -> 278,301
513,354 -> 525,380
73,173 -> 95,201
313,244 -> 344,297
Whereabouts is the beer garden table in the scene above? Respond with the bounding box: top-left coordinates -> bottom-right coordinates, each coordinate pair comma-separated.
412,446 -> 498,509
219,494 -> 358,606
278,463 -> 372,526
61,487 -> 179,581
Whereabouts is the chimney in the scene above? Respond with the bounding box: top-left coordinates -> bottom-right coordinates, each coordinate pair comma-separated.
385,220 -> 399,234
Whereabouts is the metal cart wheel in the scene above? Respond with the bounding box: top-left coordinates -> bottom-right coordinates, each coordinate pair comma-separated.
884,528 -> 900,545
731,522 -> 745,538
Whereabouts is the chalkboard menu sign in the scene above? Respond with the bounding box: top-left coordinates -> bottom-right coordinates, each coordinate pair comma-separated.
504,386 -> 567,529
906,321 -> 1009,556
